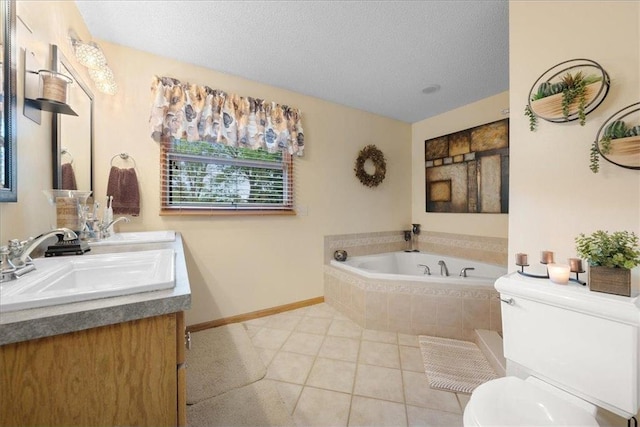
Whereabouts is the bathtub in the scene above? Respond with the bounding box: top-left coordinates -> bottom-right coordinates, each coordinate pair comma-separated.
330,251 -> 506,286
324,251 -> 507,339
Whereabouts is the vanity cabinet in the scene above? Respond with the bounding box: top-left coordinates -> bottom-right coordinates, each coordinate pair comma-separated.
0,311 -> 186,426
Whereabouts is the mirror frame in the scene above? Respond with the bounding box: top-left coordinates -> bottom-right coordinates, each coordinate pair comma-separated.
51,44 -> 94,192
0,0 -> 17,202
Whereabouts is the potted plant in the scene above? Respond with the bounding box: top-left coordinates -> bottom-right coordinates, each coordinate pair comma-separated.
590,118 -> 640,173
525,71 -> 603,131
575,230 -> 640,296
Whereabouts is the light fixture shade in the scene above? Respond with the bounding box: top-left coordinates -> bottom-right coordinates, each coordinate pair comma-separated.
74,41 -> 107,70
88,64 -> 114,83
95,78 -> 118,95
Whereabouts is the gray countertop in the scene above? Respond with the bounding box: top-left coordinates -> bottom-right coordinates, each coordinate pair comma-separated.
0,233 -> 192,346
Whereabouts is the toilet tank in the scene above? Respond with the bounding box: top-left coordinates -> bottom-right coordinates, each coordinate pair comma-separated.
496,273 -> 640,418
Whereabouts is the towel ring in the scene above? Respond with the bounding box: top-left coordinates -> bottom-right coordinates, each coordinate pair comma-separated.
110,152 -> 137,169
61,148 -> 73,165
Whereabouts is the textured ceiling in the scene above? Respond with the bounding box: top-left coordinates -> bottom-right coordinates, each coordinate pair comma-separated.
75,1 -> 509,123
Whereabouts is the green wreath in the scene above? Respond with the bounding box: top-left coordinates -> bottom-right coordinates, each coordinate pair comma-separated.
354,144 -> 386,187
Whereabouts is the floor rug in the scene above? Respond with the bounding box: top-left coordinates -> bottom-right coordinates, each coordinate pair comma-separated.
187,381 -> 295,427
186,323 -> 266,404
419,335 -> 499,394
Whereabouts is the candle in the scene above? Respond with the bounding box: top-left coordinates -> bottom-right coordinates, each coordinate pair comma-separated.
515,253 -> 528,266
541,251 -> 554,264
547,263 -> 571,284
568,258 -> 583,273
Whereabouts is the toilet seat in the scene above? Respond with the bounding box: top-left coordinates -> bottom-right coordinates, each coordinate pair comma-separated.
463,377 -> 600,426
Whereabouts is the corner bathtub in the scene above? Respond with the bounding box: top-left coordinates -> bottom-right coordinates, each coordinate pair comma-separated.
324,252 -> 508,339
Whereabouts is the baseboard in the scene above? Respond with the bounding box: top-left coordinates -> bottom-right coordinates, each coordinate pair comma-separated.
186,296 -> 325,333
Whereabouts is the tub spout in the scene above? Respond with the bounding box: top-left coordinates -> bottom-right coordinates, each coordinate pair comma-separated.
438,260 -> 449,276
460,267 -> 475,277
418,264 -> 431,275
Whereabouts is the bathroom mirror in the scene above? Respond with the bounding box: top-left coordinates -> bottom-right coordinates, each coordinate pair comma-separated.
51,44 -> 93,192
0,0 -> 17,202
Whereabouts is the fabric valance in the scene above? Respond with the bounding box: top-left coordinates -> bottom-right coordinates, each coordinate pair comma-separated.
149,76 -> 305,156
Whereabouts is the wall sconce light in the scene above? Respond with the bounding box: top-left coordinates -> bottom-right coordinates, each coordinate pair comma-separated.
69,30 -> 117,95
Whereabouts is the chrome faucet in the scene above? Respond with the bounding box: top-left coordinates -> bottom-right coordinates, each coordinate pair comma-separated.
417,264 -> 431,275
98,216 -> 130,239
460,267 -> 475,277
438,260 -> 449,276
1,228 -> 77,282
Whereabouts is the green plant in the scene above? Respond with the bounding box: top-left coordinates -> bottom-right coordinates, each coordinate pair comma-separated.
575,230 -> 640,269
590,120 -> 640,173
526,72 -> 602,131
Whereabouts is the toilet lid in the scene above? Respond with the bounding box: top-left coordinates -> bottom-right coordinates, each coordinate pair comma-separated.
464,377 -> 599,426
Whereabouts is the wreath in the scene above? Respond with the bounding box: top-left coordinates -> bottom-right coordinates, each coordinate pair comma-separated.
354,144 -> 386,187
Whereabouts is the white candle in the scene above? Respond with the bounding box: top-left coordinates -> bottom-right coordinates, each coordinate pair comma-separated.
547,263 -> 571,285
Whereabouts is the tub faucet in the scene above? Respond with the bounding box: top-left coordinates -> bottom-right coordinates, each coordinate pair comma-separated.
417,264 -> 431,275
438,260 -> 449,276
460,267 -> 475,277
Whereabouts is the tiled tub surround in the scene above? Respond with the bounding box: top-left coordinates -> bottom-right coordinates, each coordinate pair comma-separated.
324,230 -> 507,266
324,266 -> 503,341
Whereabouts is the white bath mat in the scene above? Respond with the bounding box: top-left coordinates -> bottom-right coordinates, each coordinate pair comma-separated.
419,335 -> 498,394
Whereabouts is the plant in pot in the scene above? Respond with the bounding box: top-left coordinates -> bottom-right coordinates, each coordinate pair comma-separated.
575,230 -> 640,297
525,71 -> 603,131
590,119 -> 640,173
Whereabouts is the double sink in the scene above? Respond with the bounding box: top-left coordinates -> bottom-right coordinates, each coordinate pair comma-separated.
1,231 -> 177,312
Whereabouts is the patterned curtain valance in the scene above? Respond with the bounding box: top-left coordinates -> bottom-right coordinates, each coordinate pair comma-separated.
149,76 -> 305,156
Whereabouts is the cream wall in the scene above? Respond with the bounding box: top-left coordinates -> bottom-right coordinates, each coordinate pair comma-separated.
411,92 -> 510,238
1,2 -> 412,326
509,1 -> 640,286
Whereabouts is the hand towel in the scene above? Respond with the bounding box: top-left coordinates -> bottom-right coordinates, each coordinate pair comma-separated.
106,166 -> 140,216
61,162 -> 77,190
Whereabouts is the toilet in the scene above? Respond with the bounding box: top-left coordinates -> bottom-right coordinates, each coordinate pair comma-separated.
463,272 -> 640,426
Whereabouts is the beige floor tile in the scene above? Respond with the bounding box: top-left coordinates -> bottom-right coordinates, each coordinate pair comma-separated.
348,396 -> 407,427
328,318 -> 363,339
256,347 -> 277,366
358,340 -> 400,369
295,316 -> 333,335
287,306 -> 309,316
332,310 -> 352,321
406,405 -> 464,427
264,313 -> 302,331
243,324 -> 261,338
306,357 -> 356,393
398,333 -> 419,347
281,331 -> 325,356
266,351 -> 315,384
264,379 -> 302,414
293,387 -> 351,427
318,336 -> 360,362
400,345 -> 425,372
244,317 -> 269,327
402,371 -> 461,413
353,364 -> 404,403
306,303 -> 337,318
456,393 -> 470,411
250,327 -> 291,350
362,329 -> 397,344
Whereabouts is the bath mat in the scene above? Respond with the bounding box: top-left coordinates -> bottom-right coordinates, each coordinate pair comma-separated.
186,323 -> 266,404
419,335 -> 498,394
187,380 -> 295,427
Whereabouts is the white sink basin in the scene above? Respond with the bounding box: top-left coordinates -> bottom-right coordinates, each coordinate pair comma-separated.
89,230 -> 176,247
0,249 -> 175,312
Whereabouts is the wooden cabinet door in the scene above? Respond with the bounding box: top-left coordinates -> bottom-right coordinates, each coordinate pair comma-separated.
0,314 -> 177,427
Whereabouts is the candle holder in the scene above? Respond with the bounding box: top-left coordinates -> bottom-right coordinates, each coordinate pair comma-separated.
515,252 -> 586,285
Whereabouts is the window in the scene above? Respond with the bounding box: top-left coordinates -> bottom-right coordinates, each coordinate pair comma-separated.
161,140 -> 293,214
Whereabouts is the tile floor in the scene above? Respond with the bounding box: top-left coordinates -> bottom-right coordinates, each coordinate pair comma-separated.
243,302 -> 468,427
